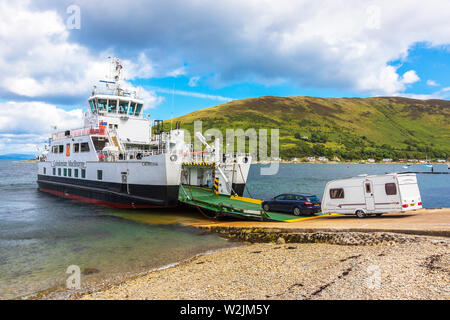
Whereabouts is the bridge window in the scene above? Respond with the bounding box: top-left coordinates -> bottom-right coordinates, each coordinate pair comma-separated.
81,169 -> 86,178
74,143 -> 79,153
59,145 -> 64,153
97,170 -> 103,180
118,100 -> 129,114
80,142 -> 90,152
68,168 -> 72,177
58,168 -> 61,176
108,99 -> 117,113
89,100 -> 97,113
135,103 -> 143,116
129,102 -> 136,115
97,99 -> 107,111
43,167 -> 46,175
53,168 -> 56,175
63,168 -> 67,177
74,169 -> 78,178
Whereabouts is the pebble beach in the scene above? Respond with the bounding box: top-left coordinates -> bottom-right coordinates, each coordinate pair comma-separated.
75,234 -> 449,300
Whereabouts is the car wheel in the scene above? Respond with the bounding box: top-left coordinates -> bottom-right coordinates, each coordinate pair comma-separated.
293,207 -> 302,216
356,210 -> 366,218
263,204 -> 270,211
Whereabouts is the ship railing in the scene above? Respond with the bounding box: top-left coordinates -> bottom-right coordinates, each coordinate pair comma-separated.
97,148 -> 166,162
182,150 -> 250,163
51,127 -> 105,140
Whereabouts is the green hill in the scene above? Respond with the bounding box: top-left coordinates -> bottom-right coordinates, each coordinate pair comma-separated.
167,96 -> 450,161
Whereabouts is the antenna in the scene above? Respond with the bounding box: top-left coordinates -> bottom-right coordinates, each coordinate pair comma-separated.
171,83 -> 175,131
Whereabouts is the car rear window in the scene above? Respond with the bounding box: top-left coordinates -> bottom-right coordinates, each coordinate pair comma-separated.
307,196 -> 320,201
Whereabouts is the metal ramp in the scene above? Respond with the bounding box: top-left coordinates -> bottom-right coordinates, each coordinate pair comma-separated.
178,185 -> 324,222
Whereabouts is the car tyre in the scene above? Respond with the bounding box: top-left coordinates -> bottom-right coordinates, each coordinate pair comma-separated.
356,210 -> 366,218
293,207 -> 302,216
375,213 -> 383,217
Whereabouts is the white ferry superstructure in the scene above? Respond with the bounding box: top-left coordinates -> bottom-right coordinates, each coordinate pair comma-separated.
37,58 -> 251,208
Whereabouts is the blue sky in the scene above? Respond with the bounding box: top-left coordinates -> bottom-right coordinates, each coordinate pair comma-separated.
138,41 -> 450,120
0,0 -> 449,154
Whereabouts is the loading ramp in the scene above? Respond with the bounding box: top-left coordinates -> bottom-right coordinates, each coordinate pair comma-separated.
179,185 -> 326,222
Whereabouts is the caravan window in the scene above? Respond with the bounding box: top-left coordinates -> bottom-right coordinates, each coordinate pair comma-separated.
365,183 -> 371,193
330,188 -> 344,199
385,183 -> 397,195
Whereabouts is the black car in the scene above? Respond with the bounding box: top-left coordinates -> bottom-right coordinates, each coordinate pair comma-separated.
261,193 -> 321,216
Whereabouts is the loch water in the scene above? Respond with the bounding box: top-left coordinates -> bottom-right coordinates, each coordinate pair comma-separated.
0,161 -> 448,299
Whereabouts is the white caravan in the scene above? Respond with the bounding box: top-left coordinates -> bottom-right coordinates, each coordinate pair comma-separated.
321,173 -> 422,218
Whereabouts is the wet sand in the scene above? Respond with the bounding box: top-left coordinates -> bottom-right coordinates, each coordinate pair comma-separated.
187,208 -> 450,237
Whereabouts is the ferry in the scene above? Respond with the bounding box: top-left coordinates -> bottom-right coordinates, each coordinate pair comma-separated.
37,58 -> 251,208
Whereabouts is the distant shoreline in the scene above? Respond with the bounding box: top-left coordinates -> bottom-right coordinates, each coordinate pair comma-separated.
255,160 -> 448,165
12,159 -> 36,163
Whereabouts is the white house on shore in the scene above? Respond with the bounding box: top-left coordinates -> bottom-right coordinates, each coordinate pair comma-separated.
367,158 -> 375,163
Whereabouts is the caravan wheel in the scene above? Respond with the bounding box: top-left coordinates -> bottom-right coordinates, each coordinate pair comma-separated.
356,210 -> 366,218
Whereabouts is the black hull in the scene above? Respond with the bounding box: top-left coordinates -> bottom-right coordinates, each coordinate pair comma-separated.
232,183 -> 246,197
37,175 -> 179,208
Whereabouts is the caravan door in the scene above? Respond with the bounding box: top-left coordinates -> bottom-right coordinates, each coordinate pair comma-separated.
364,180 -> 375,212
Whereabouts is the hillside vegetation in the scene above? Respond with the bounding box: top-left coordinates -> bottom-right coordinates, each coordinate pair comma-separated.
167,96 -> 449,161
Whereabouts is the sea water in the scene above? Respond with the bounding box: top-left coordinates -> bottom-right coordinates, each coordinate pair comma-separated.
0,161 -> 448,299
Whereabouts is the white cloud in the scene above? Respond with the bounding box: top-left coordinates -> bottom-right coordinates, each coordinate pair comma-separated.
4,0 -> 450,99
0,100 -> 84,154
166,67 -> 187,78
401,70 -> 420,84
0,101 -> 83,135
0,1 -> 162,104
151,87 -> 232,102
426,79 -> 440,87
47,0 -> 450,96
